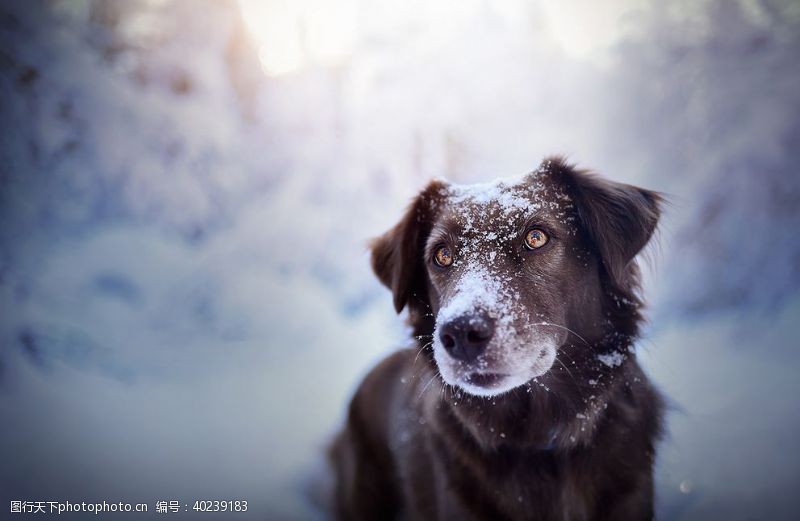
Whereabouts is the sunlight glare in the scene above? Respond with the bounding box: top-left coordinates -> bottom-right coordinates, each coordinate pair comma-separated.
237,0 -> 357,77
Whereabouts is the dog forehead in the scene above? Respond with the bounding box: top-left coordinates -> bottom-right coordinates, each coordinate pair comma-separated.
438,172 -> 574,236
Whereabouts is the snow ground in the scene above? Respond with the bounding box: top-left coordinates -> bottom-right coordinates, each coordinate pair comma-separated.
1,0 -> 798,519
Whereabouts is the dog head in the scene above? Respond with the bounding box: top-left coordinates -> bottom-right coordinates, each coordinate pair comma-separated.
372,158 -> 661,397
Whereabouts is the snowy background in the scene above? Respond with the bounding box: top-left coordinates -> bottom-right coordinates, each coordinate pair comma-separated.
1,0 -> 798,519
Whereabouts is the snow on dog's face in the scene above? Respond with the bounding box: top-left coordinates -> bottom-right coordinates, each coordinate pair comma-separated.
423,172 -> 588,396
371,158 -> 662,398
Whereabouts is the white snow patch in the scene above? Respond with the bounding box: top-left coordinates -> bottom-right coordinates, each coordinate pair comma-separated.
597,351 -> 625,367
447,176 -> 543,218
436,266 -> 517,334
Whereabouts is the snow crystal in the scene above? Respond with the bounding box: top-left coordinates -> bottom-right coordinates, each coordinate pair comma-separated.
597,352 -> 626,368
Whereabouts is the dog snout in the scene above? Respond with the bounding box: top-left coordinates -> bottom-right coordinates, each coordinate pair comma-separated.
439,312 -> 495,364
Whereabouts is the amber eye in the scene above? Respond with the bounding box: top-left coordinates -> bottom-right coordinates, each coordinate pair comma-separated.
524,228 -> 549,250
433,246 -> 454,267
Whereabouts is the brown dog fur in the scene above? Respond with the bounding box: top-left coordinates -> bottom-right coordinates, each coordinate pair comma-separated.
330,157 -> 665,520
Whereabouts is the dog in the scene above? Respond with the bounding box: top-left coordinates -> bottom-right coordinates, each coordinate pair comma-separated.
330,157 -> 665,520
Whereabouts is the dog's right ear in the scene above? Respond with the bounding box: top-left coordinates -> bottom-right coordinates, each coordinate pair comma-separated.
371,180 -> 448,314
543,157 -> 662,290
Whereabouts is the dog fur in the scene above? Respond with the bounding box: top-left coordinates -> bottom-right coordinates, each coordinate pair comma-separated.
330,157 -> 665,520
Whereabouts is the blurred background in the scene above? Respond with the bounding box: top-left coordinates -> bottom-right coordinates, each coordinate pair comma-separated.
1,0 -> 798,519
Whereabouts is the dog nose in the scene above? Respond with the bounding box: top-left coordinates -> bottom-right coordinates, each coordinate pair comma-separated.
438,313 -> 495,363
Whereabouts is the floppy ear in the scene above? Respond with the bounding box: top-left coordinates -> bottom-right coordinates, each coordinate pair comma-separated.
371,180 -> 447,313
547,157 -> 662,288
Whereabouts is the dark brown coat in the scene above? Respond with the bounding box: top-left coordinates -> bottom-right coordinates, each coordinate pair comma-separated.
331,158 -> 665,521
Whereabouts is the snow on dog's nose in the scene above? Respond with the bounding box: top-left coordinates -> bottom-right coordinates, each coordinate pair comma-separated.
438,311 -> 495,364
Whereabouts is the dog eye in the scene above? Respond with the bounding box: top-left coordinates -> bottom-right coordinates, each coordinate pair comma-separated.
524,229 -> 549,250
433,246 -> 454,267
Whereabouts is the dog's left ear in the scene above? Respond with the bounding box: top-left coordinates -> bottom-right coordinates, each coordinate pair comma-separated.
371,180 -> 447,314
547,158 -> 662,288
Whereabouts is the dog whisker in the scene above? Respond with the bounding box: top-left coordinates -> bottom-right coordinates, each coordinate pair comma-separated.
530,322 -> 592,348
554,346 -> 580,368
417,371 -> 440,400
412,341 -> 433,367
554,354 -> 587,403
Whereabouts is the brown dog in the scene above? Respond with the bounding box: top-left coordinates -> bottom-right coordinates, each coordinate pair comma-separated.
331,157 -> 665,520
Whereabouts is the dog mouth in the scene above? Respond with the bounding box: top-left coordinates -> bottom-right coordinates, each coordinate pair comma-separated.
464,372 -> 506,388
431,321 -> 559,397
439,344 -> 558,397
453,369 -> 530,397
